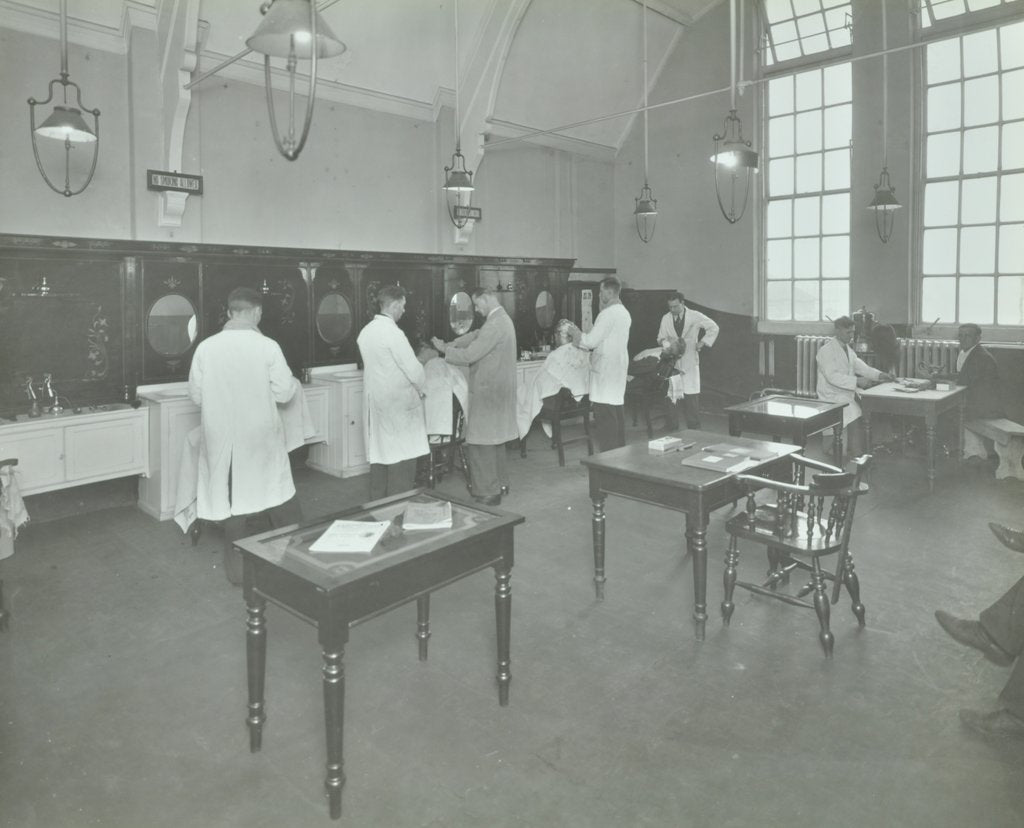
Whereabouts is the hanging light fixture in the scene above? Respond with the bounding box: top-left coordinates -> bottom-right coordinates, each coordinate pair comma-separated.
27,0 -> 100,197
634,0 -> 658,243
710,0 -> 757,224
868,0 -> 901,243
443,0 -> 477,229
245,0 -> 346,161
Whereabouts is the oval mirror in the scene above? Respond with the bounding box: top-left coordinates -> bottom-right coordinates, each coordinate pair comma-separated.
316,292 -> 353,345
535,289 -> 556,330
449,291 -> 474,335
147,293 -> 198,356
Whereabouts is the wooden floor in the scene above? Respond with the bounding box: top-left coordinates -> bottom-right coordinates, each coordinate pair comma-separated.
1,415 -> 1023,827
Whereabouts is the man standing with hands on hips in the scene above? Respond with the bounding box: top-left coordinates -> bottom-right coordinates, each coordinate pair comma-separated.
574,276 -> 632,452
656,291 -> 719,429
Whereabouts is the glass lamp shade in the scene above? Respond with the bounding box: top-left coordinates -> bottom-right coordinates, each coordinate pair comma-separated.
443,168 -> 475,194
634,189 -> 658,243
35,105 -> 96,143
709,143 -> 759,170
869,167 -> 901,243
246,0 -> 346,59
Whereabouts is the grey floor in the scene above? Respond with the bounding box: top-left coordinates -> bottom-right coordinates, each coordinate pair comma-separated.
1,414 -> 1023,828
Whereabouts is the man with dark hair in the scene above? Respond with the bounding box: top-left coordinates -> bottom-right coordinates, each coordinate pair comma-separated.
933,323 -> 1004,420
358,284 -> 428,500
816,315 -> 894,458
656,291 -> 719,429
573,276 -> 632,452
188,286 -> 302,585
432,288 -> 517,506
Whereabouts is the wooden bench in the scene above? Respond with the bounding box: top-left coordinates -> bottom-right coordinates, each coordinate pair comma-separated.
964,418 -> 1024,480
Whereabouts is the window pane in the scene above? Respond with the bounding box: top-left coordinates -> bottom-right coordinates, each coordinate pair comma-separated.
795,69 -> 822,111
768,76 -> 794,116
932,0 -> 967,21
964,75 -> 999,126
769,115 -> 795,156
821,236 -> 849,278
962,126 -> 998,174
1000,20 -> 1024,71
797,13 -> 829,57
769,158 -> 795,196
1003,69 -> 1024,121
924,180 -> 960,226
999,223 -> 1024,272
793,238 -> 820,278
793,196 -> 821,235
824,7 -> 851,49
772,24 -> 803,63
922,276 -> 957,322
823,103 -> 851,149
766,239 -> 792,279
766,199 -> 792,238
796,110 -> 823,152
928,83 -> 962,132
1001,173 -> 1024,221
997,276 -> 1024,325
821,279 -> 849,319
766,281 -> 792,321
958,277 -> 994,324
962,29 -> 998,78
1003,121 -> 1024,169
923,228 -> 958,274
793,280 -> 821,320
821,193 -> 849,235
928,38 -> 961,85
824,148 -> 850,189
959,225 -> 996,273
796,153 -> 823,193
792,0 -> 820,16
823,62 -> 851,105
763,0 -> 792,24
961,176 -> 997,224
928,132 -> 961,177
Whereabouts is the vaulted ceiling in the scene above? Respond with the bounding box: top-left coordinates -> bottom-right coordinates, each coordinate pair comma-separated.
3,0 -> 723,161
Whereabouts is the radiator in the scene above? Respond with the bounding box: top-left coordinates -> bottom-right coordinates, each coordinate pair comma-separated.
794,335 -> 831,395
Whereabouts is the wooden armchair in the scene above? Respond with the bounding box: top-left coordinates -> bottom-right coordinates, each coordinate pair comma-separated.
425,396 -> 470,489
722,454 -> 872,657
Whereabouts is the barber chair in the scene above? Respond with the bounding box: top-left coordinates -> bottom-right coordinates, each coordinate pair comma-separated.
722,454 -> 872,657
520,388 -> 594,467
624,356 -> 678,439
424,396 -> 470,489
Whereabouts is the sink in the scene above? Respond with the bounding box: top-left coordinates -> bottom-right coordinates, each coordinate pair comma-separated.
9,403 -> 134,422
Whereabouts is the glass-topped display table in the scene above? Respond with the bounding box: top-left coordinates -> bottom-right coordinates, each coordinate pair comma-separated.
234,490 -> 524,820
725,395 -> 847,466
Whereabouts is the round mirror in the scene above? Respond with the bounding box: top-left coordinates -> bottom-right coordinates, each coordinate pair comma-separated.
147,294 -> 198,356
316,292 -> 353,345
535,290 -> 556,330
449,291 -> 474,335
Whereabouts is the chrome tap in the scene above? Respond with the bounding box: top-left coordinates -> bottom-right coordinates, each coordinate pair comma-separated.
42,374 -> 62,413
24,377 -> 41,418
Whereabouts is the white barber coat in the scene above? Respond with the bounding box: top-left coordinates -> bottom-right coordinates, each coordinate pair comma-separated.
815,337 -> 883,426
656,307 -> 720,396
357,314 -> 428,465
579,302 -> 632,405
188,320 -> 296,520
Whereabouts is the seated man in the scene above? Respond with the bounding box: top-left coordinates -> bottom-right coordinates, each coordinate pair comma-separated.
931,324 -> 1004,420
516,319 -> 591,440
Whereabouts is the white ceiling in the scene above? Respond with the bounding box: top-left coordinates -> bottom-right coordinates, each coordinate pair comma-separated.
3,0 -> 723,154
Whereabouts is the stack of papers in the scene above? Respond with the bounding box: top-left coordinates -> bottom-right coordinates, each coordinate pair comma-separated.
679,443 -> 779,475
309,520 -> 391,554
402,500 -> 453,531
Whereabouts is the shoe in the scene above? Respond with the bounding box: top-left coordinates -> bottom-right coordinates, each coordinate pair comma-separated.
989,522 -> 1024,554
474,494 -> 501,507
500,485 -> 510,495
934,610 -> 1013,666
959,708 -> 1024,739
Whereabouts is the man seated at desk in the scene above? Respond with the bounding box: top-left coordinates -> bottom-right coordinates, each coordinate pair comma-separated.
816,315 -> 894,460
516,319 -> 591,440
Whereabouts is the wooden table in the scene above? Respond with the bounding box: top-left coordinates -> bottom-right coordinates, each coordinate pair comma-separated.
725,396 -> 847,466
580,430 -> 800,641
235,490 -> 524,820
858,382 -> 966,492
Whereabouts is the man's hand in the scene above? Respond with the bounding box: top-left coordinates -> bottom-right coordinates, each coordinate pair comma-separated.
878,372 -> 895,382
430,336 -> 447,354
856,376 -> 875,389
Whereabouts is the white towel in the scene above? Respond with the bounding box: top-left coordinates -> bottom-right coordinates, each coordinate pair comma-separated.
0,464 -> 30,561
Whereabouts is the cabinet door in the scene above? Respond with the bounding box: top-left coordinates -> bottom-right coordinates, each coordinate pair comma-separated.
303,387 -> 329,445
0,429 -> 65,495
342,382 -> 366,470
64,415 -> 147,484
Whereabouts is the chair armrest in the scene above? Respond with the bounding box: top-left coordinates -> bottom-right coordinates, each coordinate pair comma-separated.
734,474 -> 809,495
790,454 -> 843,474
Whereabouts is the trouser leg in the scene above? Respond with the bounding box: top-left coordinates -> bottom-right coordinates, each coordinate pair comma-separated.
369,464 -> 388,500
680,395 -> 701,429
387,457 -> 420,496
223,513 -> 255,586
466,444 -> 500,497
592,403 -> 625,452
267,494 -> 303,529
496,444 -> 509,490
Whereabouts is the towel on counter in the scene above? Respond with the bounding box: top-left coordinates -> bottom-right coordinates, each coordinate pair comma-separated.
0,464 -> 30,561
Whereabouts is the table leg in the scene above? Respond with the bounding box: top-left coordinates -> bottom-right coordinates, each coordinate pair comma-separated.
926,421 -> 937,493
245,596 -> 267,753
833,425 -> 843,467
863,414 -> 872,461
686,513 -> 708,641
322,647 -> 346,820
494,566 -> 512,707
958,399 -> 965,465
416,594 -> 431,662
592,494 -> 607,601
728,424 -> 740,438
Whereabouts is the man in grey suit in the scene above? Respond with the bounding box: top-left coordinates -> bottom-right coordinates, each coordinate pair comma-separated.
432,288 -> 517,506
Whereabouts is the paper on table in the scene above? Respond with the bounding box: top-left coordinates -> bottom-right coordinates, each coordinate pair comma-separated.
309,520 -> 391,554
403,500 -> 453,531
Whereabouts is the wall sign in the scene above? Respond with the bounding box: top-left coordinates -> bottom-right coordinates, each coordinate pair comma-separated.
146,170 -> 203,195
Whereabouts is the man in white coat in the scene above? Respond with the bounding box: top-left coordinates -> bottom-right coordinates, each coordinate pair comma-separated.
573,276 -> 632,452
816,315 -> 894,459
357,285 -> 428,500
188,287 -> 301,585
656,291 -> 720,429
432,288 -> 517,506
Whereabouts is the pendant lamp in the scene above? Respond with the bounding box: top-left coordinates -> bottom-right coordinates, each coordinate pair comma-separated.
634,0 -> 658,243
443,0 -> 477,229
868,0 -> 902,242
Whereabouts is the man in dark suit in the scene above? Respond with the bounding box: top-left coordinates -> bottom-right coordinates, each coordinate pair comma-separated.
935,323 -> 1004,420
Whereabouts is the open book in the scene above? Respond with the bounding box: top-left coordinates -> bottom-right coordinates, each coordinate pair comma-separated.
402,500 -> 453,531
679,443 -> 781,474
309,520 -> 391,554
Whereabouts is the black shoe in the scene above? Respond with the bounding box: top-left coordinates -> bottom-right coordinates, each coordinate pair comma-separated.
959,708 -> 1024,739
989,523 -> 1024,554
934,610 -> 1013,666
474,494 -> 501,507
500,485 -> 510,495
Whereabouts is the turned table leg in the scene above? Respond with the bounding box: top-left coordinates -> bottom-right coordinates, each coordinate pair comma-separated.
416,594 -> 431,662
494,566 -> 512,707
926,421 -> 937,493
322,647 -> 346,820
592,494 -> 606,601
686,513 -> 708,641
245,596 -> 267,753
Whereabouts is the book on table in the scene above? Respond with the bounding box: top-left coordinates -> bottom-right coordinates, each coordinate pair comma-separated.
309,520 -> 392,554
679,443 -> 782,474
402,499 -> 453,531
